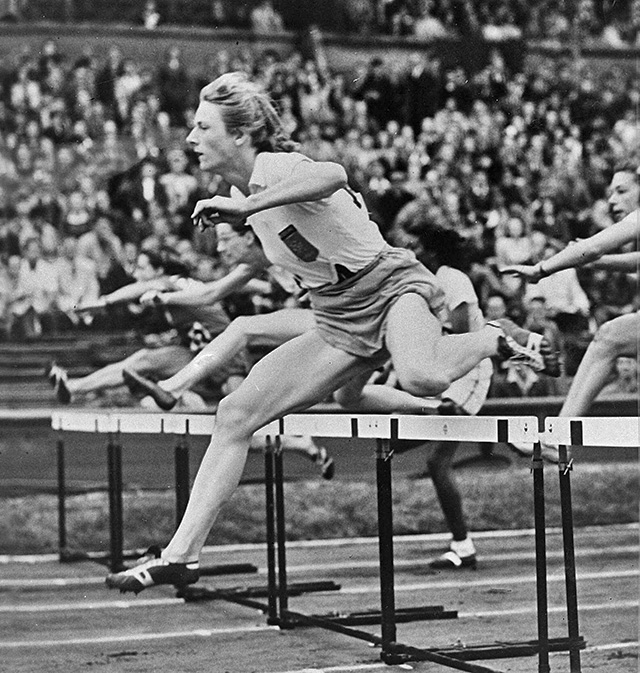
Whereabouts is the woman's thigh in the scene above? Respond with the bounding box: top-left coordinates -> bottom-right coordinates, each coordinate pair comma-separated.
219,329 -> 370,434
385,293 -> 444,381
239,308 -> 316,349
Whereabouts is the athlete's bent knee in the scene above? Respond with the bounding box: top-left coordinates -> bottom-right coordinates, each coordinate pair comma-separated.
214,394 -> 258,440
592,318 -> 636,357
397,369 -> 451,398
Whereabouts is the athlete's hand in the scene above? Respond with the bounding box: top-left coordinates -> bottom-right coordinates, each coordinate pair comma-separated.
499,264 -> 544,282
192,195 -> 250,232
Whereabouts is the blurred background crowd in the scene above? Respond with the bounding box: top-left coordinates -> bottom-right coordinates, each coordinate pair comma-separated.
0,2 -> 638,400
2,0 -> 640,46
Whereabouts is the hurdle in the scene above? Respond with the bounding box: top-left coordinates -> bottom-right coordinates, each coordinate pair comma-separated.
545,416 -> 640,673
177,412 -> 583,673
51,411 -> 587,672
50,410 -> 258,580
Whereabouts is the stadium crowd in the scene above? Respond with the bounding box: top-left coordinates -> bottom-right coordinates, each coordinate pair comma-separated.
4,0 -> 640,46
0,37 -> 637,399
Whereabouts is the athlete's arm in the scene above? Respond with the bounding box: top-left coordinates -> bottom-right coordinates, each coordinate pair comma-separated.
75,278 -> 171,312
158,264 -> 257,307
587,251 -> 640,272
192,160 -> 348,227
501,209 -> 639,281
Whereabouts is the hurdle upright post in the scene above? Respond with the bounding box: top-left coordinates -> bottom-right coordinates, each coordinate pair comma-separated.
375,430 -> 401,663
106,429 -> 124,572
263,435 -> 279,625
174,420 -> 191,526
531,437 -> 550,673
558,439 -> 582,673
56,433 -> 67,561
274,434 -> 294,628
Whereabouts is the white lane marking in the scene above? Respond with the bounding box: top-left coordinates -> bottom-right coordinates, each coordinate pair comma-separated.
3,523 -> 637,564
0,625 -> 278,648
275,545 -> 639,574
459,600 -> 638,619
266,641 -> 640,673
0,597 -> 183,612
2,545 -> 637,589
339,569 -> 639,595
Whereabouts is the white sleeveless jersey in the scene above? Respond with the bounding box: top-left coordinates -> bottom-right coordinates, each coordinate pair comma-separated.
241,152 -> 387,289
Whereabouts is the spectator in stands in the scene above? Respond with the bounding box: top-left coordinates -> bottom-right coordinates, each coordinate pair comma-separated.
142,0 -> 161,29
598,356 -> 639,397
249,0 -> 285,33
352,57 -> 396,132
11,236 -> 59,338
54,236 -> 100,328
157,47 -> 194,127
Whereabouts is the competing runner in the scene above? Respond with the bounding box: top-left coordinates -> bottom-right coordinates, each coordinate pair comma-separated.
106,71 -> 558,594
502,162 -> 639,460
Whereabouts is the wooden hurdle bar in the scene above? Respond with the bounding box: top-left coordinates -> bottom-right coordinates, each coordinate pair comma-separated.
51,411 -> 588,673
545,416 -> 640,673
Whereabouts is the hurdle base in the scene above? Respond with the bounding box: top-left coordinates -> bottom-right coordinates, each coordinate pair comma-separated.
395,636 -> 586,662
179,580 -> 341,603
308,605 -> 458,626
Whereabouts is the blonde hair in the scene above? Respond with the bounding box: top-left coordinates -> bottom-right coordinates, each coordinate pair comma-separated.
200,72 -> 297,153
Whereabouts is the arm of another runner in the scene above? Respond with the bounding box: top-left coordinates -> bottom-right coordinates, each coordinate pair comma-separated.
157,263 -> 257,307
587,250 -> 640,272
500,208 -> 639,282
75,278 -> 172,312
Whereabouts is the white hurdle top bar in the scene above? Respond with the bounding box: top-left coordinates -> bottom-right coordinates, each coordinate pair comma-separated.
545,416 -> 640,448
51,410 -> 539,445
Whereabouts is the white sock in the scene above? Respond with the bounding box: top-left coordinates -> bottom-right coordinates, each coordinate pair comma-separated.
450,537 -> 475,558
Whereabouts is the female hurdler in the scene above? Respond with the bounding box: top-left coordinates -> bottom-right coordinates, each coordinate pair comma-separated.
107,72 -> 557,593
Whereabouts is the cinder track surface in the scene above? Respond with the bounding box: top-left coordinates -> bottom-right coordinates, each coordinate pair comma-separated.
1,524 -> 637,672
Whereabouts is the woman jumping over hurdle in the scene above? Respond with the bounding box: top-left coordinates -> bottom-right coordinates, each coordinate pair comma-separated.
106,72 -> 559,594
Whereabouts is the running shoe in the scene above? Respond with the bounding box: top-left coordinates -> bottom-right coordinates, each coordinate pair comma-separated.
122,369 -> 177,410
105,547 -> 199,595
489,319 -> 560,377
48,364 -> 71,404
429,550 -> 477,570
315,447 -> 335,480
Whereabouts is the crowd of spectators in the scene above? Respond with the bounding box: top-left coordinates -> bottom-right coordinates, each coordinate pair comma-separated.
0,37 -> 637,399
3,0 -> 640,47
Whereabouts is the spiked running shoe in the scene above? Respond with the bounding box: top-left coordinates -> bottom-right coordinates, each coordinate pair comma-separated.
122,369 -> 177,410
106,554 -> 199,595
489,319 -> 560,377
429,550 -> 477,570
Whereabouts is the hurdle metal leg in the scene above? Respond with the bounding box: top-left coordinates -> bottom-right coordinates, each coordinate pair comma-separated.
174,432 -> 190,526
558,444 -> 582,673
56,436 -> 68,561
264,436 -> 279,625
106,432 -> 124,572
375,436 -> 400,662
532,440 -> 551,673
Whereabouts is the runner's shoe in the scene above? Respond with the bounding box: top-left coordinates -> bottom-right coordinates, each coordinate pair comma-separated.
429,550 -> 477,570
48,364 -> 71,404
488,319 -> 560,377
122,369 -> 177,410
105,548 -> 199,595
315,447 -> 335,480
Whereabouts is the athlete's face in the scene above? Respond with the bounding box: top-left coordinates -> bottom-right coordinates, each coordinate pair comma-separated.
134,253 -> 161,282
186,102 -> 237,173
215,222 -> 253,266
608,170 -> 639,222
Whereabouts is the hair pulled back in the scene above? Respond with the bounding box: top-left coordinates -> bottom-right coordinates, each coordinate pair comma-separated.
200,72 -> 298,153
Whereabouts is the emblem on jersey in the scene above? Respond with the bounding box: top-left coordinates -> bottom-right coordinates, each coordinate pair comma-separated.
278,225 -> 319,262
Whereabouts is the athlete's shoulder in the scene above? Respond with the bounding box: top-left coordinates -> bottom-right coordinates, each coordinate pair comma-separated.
251,151 -> 313,188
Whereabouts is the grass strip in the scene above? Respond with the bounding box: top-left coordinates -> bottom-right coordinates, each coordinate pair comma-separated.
0,463 -> 637,555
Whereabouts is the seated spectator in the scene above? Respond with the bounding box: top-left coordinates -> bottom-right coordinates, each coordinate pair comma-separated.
61,189 -> 93,238
598,356 -> 639,397
0,254 -> 21,340
10,237 -> 59,338
55,236 -> 100,328
142,0 -> 161,29
250,0 -> 284,33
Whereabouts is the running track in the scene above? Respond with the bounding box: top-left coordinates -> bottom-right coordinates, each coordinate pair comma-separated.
1,524 -> 638,672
